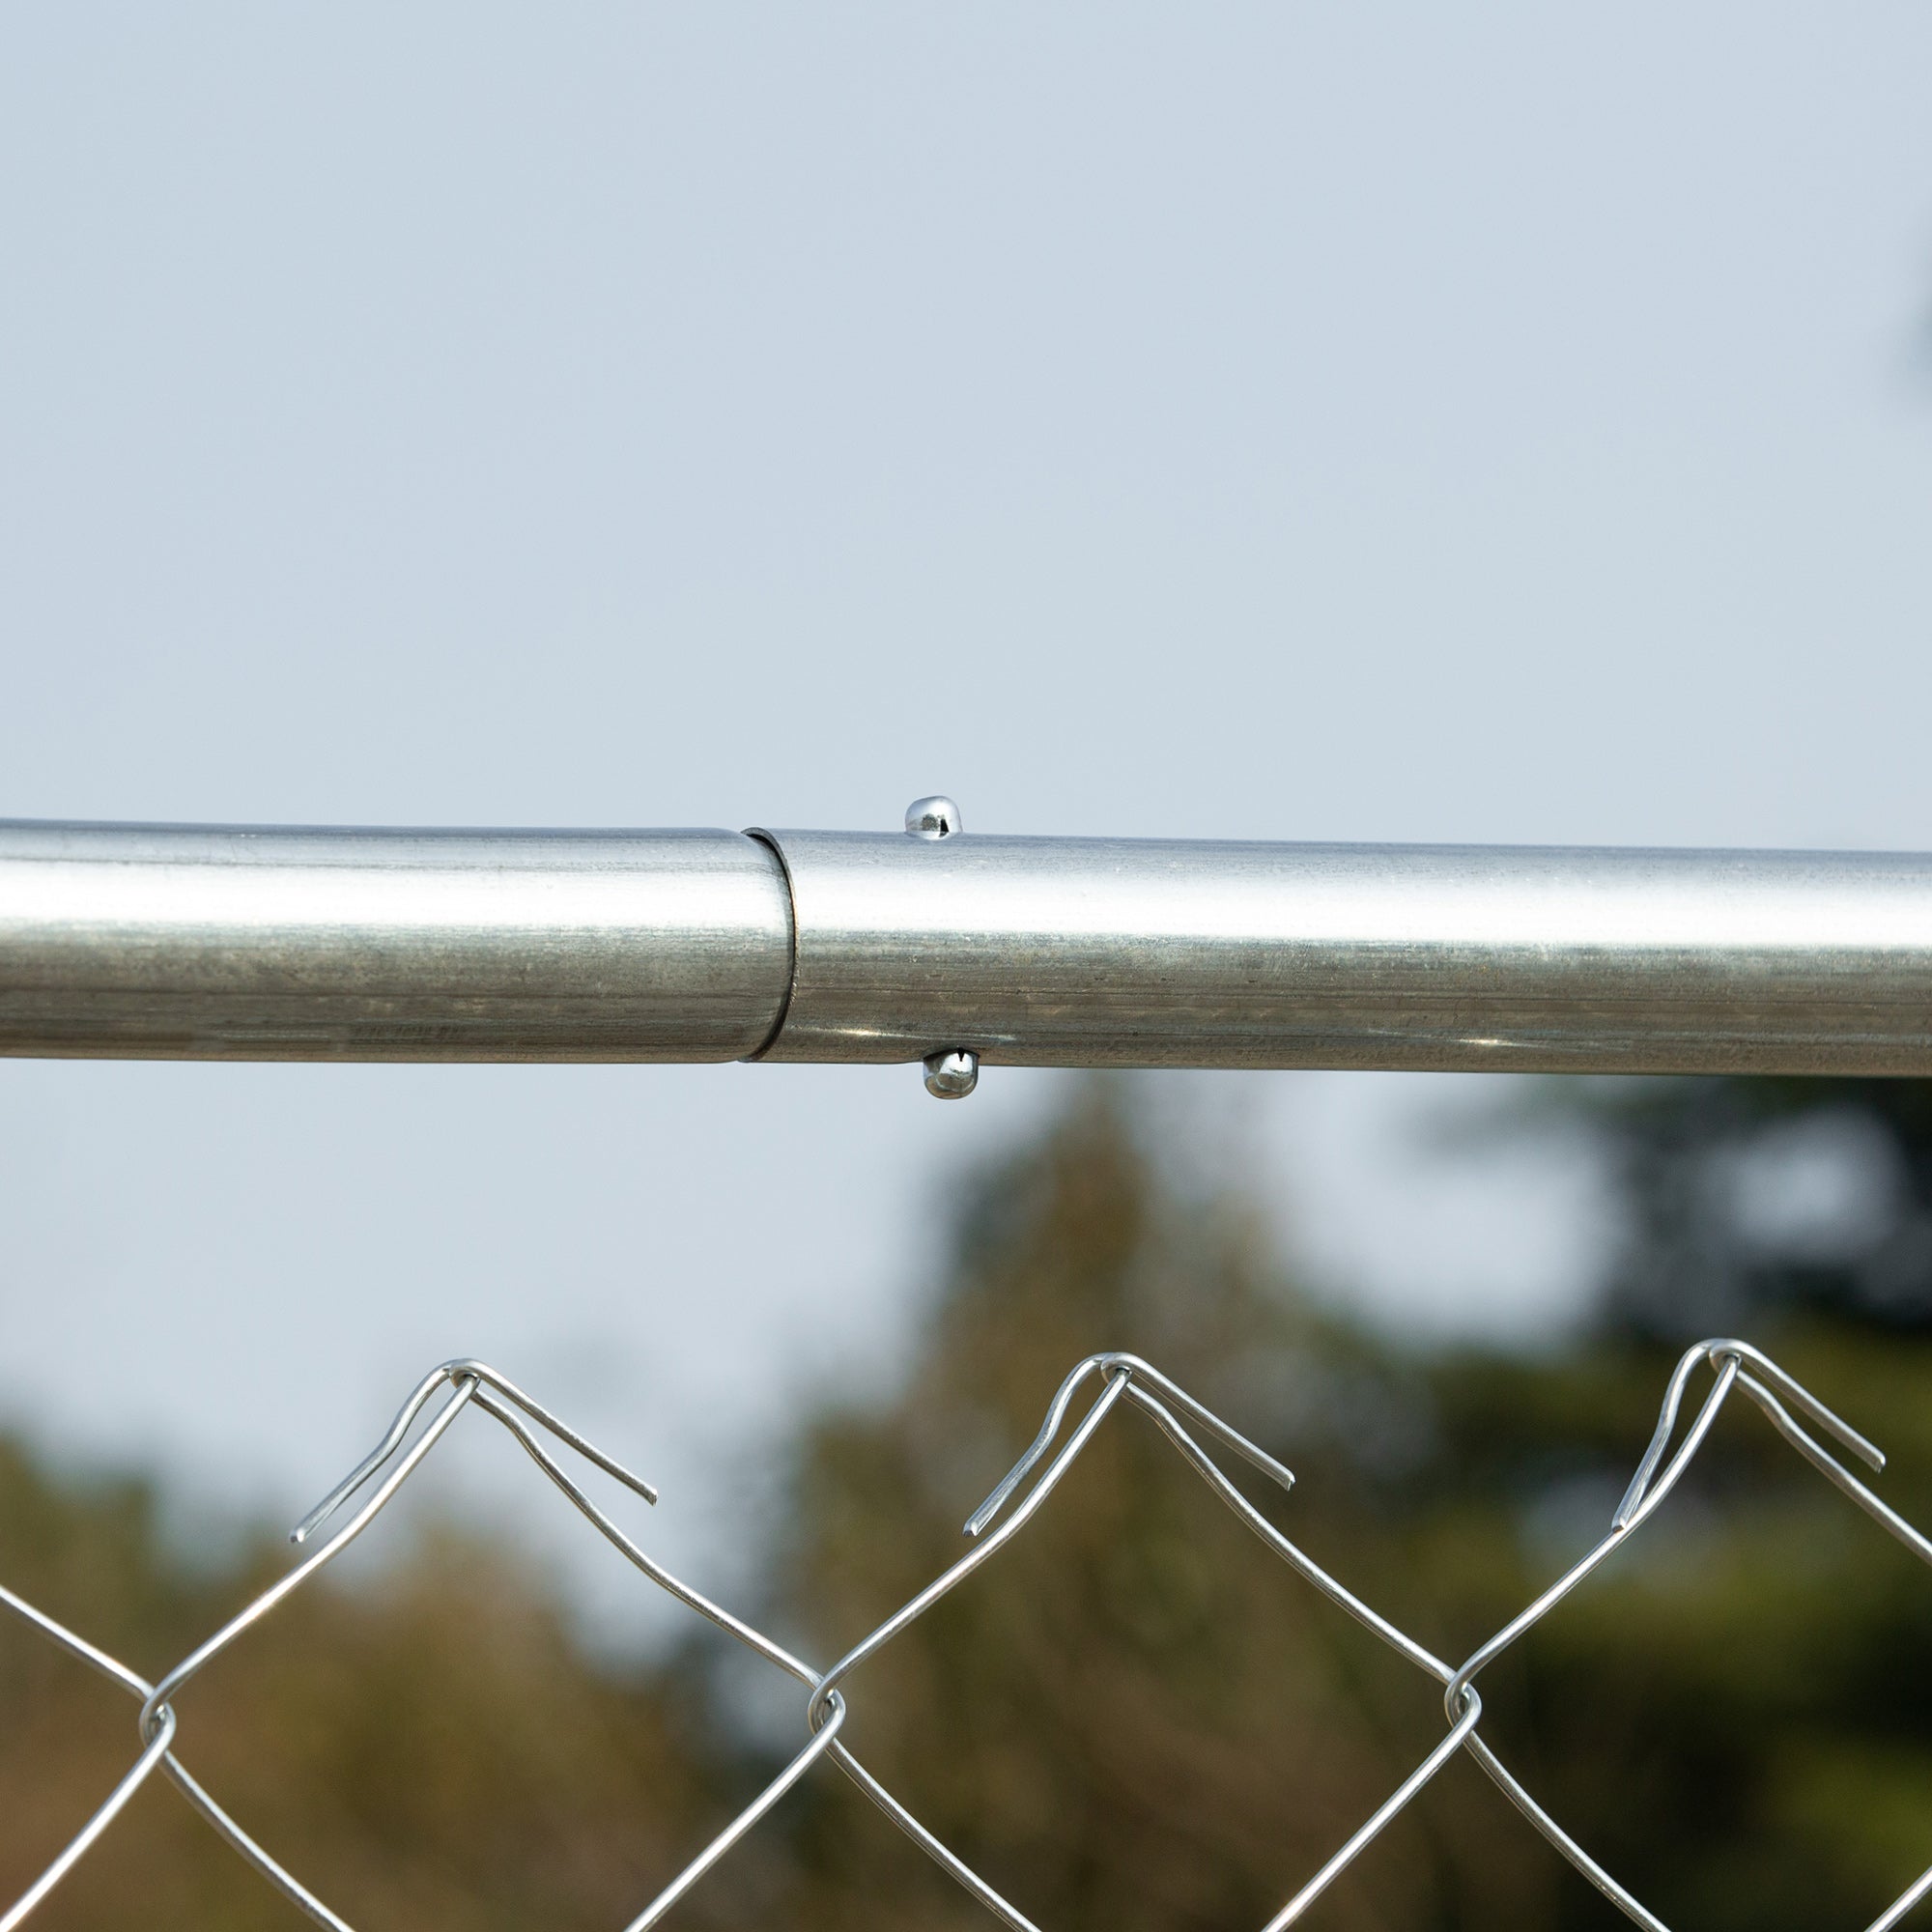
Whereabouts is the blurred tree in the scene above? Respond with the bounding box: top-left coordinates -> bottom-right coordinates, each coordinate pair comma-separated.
760,1080 -> 1932,1931
9,1075 -> 1932,1931
766,1084 -> 1557,1930
1580,1079 -> 1932,1338
0,1444 -> 762,1931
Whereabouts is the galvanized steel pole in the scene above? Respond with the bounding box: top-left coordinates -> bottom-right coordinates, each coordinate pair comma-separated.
0,822 -> 794,1063
6,806 -> 1932,1081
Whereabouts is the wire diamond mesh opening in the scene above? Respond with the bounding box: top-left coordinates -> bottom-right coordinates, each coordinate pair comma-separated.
4,1339 -> 1930,1932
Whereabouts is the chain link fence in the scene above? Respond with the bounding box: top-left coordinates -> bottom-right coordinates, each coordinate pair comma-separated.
3,1339 -> 1927,1932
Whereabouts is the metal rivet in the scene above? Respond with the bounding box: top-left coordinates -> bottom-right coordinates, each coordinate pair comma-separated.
923,1048 -> 979,1098
904,796 -> 962,840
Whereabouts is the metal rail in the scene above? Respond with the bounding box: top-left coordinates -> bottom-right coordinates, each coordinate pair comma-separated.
6,802 -> 1932,1087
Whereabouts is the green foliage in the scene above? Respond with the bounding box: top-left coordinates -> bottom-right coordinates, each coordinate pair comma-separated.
8,1077 -> 1932,1928
1577,1076 -> 1932,1338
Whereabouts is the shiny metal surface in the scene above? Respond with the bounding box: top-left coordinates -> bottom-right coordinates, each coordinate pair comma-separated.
10,818 -> 1932,1071
922,1048 -> 980,1099
0,822 -> 792,1062
757,831 -> 1932,1073
903,796 -> 963,840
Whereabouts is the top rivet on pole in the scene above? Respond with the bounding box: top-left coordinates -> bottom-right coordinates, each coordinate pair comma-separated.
904,796 -> 962,840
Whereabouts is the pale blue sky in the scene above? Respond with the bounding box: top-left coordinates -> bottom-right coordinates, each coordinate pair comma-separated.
2,6 -> 1929,1624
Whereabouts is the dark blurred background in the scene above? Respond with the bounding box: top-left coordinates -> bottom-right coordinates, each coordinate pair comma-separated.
11,1070 -> 1932,1930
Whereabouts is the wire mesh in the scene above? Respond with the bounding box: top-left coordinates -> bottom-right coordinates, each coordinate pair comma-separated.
3,1339 -> 1928,1932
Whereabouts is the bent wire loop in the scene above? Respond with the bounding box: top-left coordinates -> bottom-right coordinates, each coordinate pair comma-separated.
3,1341 -> 1932,1932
